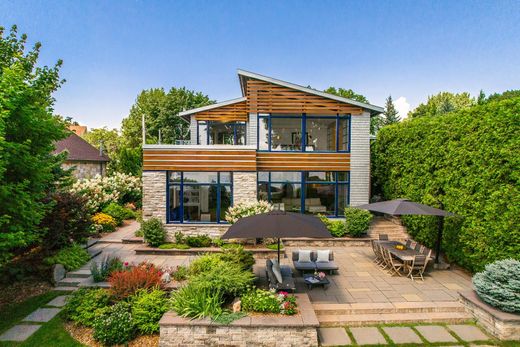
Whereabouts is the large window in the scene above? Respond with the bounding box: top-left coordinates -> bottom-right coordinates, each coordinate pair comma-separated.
257,114 -> 350,152
258,171 -> 349,217
197,121 -> 246,145
168,172 -> 232,223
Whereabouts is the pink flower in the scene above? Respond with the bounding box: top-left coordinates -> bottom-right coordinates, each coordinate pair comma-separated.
124,262 -> 129,266
279,291 -> 288,297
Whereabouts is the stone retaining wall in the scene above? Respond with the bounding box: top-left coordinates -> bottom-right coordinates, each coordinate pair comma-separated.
283,237 -> 372,247
159,294 -> 319,347
460,291 -> 520,340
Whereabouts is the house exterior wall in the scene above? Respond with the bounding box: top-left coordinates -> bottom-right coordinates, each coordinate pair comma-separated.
247,113 -> 257,146
62,161 -> 107,179
349,111 -> 371,206
189,117 -> 197,145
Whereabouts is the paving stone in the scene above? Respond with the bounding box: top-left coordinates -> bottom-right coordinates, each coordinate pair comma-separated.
46,295 -> 69,307
22,308 -> 61,323
318,327 -> 351,346
383,327 -> 422,344
448,325 -> 489,341
416,325 -> 458,343
350,327 -> 387,345
0,324 -> 41,341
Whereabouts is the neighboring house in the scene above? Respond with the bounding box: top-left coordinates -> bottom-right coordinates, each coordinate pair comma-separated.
54,131 -> 110,179
142,70 -> 383,238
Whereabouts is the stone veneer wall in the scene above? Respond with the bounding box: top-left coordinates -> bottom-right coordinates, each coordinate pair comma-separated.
233,172 -> 257,204
460,291 -> 520,340
142,171 -> 167,223
349,111 -> 371,206
159,294 -> 319,347
62,161 -> 106,179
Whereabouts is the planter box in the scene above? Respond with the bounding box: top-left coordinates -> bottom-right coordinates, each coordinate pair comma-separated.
159,293 -> 319,347
460,290 -> 520,340
135,246 -> 281,259
282,237 -> 372,247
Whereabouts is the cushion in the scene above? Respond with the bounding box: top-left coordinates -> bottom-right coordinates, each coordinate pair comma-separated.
298,250 -> 312,263
271,259 -> 283,283
316,250 -> 331,263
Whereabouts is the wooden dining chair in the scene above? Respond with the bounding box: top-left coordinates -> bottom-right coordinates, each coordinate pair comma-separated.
379,245 -> 391,270
386,249 -> 405,276
405,239 -> 412,248
371,240 -> 383,264
419,245 -> 426,253
379,234 -> 389,241
414,243 -> 422,252
406,255 -> 429,281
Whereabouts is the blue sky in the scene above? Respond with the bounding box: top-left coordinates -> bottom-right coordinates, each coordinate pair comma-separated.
1,0 -> 519,129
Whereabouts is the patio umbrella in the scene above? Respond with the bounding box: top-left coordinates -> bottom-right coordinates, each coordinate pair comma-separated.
356,199 -> 454,264
221,210 -> 331,263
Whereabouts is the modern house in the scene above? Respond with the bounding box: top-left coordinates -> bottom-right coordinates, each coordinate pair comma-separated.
142,70 -> 383,238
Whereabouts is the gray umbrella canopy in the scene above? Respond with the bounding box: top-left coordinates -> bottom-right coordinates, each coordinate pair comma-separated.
356,199 -> 454,217
221,211 -> 331,262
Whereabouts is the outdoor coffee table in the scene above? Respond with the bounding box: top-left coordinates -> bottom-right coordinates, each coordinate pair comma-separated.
303,275 -> 330,290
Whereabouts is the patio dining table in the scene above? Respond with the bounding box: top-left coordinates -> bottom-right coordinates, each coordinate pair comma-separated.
375,240 -> 421,262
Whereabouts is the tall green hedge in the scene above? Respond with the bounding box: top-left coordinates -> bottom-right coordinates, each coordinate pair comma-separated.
372,97 -> 520,272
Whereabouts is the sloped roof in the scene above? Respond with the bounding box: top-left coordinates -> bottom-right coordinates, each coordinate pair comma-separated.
179,97 -> 247,117
53,132 -> 110,162
69,125 -> 87,136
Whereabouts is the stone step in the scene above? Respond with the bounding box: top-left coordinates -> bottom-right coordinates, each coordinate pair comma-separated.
66,269 -> 92,278
81,239 -> 99,249
314,302 -> 466,315
318,311 -> 472,327
53,286 -> 79,292
96,239 -> 123,244
122,237 -> 144,244
57,277 -> 84,287
87,248 -> 102,259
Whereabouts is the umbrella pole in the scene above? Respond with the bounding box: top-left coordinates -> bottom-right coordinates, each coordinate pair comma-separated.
277,238 -> 281,264
434,216 -> 444,264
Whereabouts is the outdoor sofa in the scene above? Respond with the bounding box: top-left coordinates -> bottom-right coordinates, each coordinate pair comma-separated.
292,250 -> 339,274
265,259 -> 296,292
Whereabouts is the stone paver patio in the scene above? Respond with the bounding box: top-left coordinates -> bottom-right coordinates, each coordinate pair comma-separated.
416,325 -> 458,343
383,326 -> 423,344
0,325 -> 41,342
22,308 -> 61,323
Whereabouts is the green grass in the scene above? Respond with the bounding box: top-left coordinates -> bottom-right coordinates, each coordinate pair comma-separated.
265,243 -> 283,250
21,315 -> 84,347
158,243 -> 190,250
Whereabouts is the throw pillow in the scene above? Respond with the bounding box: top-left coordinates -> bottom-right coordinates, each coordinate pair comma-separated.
298,250 -> 312,263
316,250 -> 330,263
271,259 -> 283,283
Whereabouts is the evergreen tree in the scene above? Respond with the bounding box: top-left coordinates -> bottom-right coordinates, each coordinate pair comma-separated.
383,95 -> 400,125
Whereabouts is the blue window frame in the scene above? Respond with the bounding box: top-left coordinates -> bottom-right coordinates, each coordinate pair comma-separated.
257,171 -> 349,217
167,172 -> 233,224
196,121 -> 246,145
257,114 -> 351,152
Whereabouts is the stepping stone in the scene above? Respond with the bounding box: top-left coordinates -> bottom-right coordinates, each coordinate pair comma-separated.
0,324 -> 41,341
350,327 -> 387,345
46,295 -> 69,307
318,327 -> 351,346
383,327 -> 422,344
416,325 -> 457,343
22,308 -> 61,323
448,325 -> 489,341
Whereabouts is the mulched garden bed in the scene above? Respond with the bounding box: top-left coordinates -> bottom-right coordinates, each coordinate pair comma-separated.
0,280 -> 52,310
65,322 -> 159,347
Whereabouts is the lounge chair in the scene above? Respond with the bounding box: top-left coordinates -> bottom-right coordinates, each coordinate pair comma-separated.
265,259 -> 296,292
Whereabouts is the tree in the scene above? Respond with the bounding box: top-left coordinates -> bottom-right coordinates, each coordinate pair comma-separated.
82,127 -> 120,160
0,25 -> 67,264
324,87 -> 383,134
121,87 -> 214,148
383,95 -> 400,125
408,92 -> 475,118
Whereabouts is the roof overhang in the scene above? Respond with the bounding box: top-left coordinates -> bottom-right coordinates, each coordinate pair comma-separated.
179,97 -> 247,117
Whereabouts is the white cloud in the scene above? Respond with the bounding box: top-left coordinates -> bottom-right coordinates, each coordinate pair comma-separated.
394,96 -> 411,120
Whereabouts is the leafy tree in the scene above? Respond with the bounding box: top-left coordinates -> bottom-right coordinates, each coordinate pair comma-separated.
324,87 -> 383,134
485,89 -> 520,103
82,127 -> 120,160
408,91 -> 475,118
121,87 -> 213,148
383,95 -> 400,125
0,25 -> 67,264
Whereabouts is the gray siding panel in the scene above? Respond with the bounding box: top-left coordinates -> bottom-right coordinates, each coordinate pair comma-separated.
349,112 -> 370,206
189,116 -> 197,145
248,113 -> 257,146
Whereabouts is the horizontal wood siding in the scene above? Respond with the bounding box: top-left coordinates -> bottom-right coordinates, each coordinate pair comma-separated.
257,152 -> 350,171
194,101 -> 248,122
143,149 -> 256,171
246,79 -> 363,115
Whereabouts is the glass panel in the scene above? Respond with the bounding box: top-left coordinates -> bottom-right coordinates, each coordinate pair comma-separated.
209,122 -> 234,145
219,172 -> 232,184
306,117 -> 336,151
183,185 -> 218,222
257,183 -> 269,201
169,185 -> 182,222
270,117 -> 302,151
257,172 -> 269,182
219,185 -> 232,221
304,183 -> 335,215
270,171 -> 301,182
337,172 -> 349,182
305,172 -> 334,182
235,122 -> 246,145
169,172 -> 182,183
337,184 -> 349,215
197,122 -> 207,145
270,183 -> 301,212
338,118 -> 349,151
258,117 -> 269,150
183,172 -> 218,184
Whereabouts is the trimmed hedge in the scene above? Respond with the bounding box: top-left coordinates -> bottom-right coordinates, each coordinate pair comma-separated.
372,97 -> 520,272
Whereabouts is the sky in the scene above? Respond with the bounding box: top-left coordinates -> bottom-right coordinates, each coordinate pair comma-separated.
1,0 -> 519,129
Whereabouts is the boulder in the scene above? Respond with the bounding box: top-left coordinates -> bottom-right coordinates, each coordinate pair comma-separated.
52,264 -> 66,284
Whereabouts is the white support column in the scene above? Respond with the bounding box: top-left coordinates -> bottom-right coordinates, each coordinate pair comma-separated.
349,112 -> 371,206
247,113 -> 257,146
189,116 -> 197,145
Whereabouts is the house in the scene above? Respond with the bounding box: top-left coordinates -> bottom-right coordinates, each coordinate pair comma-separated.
142,70 -> 383,238
54,130 -> 110,179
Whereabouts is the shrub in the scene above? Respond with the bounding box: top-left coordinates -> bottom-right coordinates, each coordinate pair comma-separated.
174,231 -> 185,244
189,261 -> 254,297
185,234 -> 212,248
91,256 -> 124,282
241,288 -> 280,313
266,243 -> 283,250
170,285 -> 223,319
172,265 -> 188,281
102,202 -> 135,225
225,200 -> 273,224
64,288 -> 112,327
472,259 -> 520,313
318,215 -> 346,237
93,301 -> 136,345
343,207 -> 372,237
158,243 -> 190,250
40,191 -> 92,251
141,218 -> 166,247
109,262 -> 164,299
218,245 -> 255,271
188,254 -> 226,276
44,244 -> 90,271
130,288 -> 169,334
92,212 -> 117,232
